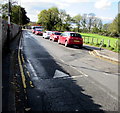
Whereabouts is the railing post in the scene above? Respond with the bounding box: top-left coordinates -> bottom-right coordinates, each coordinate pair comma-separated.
92,37 -> 94,44
102,39 -> 104,45
108,39 -> 110,47
84,37 -> 85,43
96,38 -> 98,44
115,40 -> 118,48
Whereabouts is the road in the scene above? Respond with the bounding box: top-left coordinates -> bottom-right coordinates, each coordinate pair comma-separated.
17,30 -> 118,112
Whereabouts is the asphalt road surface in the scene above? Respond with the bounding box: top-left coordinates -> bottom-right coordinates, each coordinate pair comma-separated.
17,30 -> 119,112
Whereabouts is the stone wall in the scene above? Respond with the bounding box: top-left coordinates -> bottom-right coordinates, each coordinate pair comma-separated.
1,18 -> 21,48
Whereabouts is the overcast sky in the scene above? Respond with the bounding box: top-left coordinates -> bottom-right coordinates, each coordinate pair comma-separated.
2,0 -> 120,24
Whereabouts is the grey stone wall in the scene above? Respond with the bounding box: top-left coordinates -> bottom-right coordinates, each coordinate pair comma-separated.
1,18 -> 21,48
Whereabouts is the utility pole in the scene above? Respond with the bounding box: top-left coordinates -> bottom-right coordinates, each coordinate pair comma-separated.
8,0 -> 11,25
7,0 -> 11,51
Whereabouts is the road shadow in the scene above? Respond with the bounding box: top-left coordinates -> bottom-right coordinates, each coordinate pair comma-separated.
83,45 -> 104,51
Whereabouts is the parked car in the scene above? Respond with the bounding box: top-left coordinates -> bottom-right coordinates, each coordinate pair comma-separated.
32,28 -> 36,33
58,32 -> 83,48
49,32 -> 61,41
35,29 -> 43,35
43,31 -> 52,39
31,26 -> 44,34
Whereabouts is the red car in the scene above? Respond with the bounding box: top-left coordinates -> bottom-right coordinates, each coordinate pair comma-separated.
58,32 -> 83,48
35,29 -> 43,35
49,32 -> 61,41
32,29 -> 36,33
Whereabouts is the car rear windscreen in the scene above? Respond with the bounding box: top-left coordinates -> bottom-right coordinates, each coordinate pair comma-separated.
55,32 -> 61,35
37,29 -> 42,31
70,33 -> 82,38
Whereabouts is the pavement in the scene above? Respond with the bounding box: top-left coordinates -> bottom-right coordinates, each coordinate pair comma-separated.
2,31 -> 22,112
83,44 -> 119,64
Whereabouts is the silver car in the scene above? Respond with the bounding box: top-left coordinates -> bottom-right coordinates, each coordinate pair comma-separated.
43,31 -> 52,39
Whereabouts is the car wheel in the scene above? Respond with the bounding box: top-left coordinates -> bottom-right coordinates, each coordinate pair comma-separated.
52,39 -> 55,42
65,41 -> 69,47
58,39 -> 60,44
78,45 -> 83,49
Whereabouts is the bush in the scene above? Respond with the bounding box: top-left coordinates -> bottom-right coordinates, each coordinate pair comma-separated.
102,44 -> 107,47
109,32 -> 119,37
109,47 -> 114,50
95,43 -> 100,47
86,42 -> 89,44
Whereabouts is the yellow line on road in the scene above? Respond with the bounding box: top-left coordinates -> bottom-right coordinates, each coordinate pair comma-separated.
21,54 -> 25,63
18,49 -> 27,89
89,51 -> 119,65
30,81 -> 34,88
27,71 -> 31,77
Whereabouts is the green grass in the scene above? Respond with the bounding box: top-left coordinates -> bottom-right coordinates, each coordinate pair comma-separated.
80,33 -> 118,49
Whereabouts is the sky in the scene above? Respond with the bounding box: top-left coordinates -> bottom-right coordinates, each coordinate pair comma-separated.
1,0 -> 120,24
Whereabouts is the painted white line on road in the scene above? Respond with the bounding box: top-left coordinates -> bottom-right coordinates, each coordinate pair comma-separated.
71,75 -> 83,78
71,66 -> 88,77
58,58 -> 88,77
27,59 -> 38,77
53,70 -> 69,78
103,73 -> 113,76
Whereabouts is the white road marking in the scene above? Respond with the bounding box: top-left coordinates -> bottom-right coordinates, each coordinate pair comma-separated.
104,73 -> 110,75
71,66 -> 88,77
53,70 -> 69,78
57,58 -> 88,77
70,75 -> 83,78
27,59 -> 38,77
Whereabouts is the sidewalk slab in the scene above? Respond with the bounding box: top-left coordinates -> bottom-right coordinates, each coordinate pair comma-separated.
83,44 -> 119,63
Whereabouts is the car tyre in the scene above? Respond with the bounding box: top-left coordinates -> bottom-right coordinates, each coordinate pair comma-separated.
58,39 -> 60,44
52,39 -> 55,42
65,41 -> 68,47
78,45 -> 83,49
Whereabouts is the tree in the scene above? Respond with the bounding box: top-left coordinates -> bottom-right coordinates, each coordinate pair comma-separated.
37,7 -> 73,31
0,3 -> 30,25
73,14 -> 82,32
108,14 -> 120,34
37,9 -> 48,29
0,3 -> 8,20
103,23 -> 110,31
81,14 -> 88,32
87,13 -> 95,32
92,17 -> 103,33
57,9 -> 66,31
37,7 -> 60,30
63,14 -> 72,31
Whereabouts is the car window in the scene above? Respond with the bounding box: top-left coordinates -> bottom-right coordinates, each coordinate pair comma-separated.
62,33 -> 67,36
36,29 -> 42,31
55,32 -> 61,35
70,33 -> 82,38
48,32 -> 52,35
60,33 -> 64,36
61,33 -> 64,36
